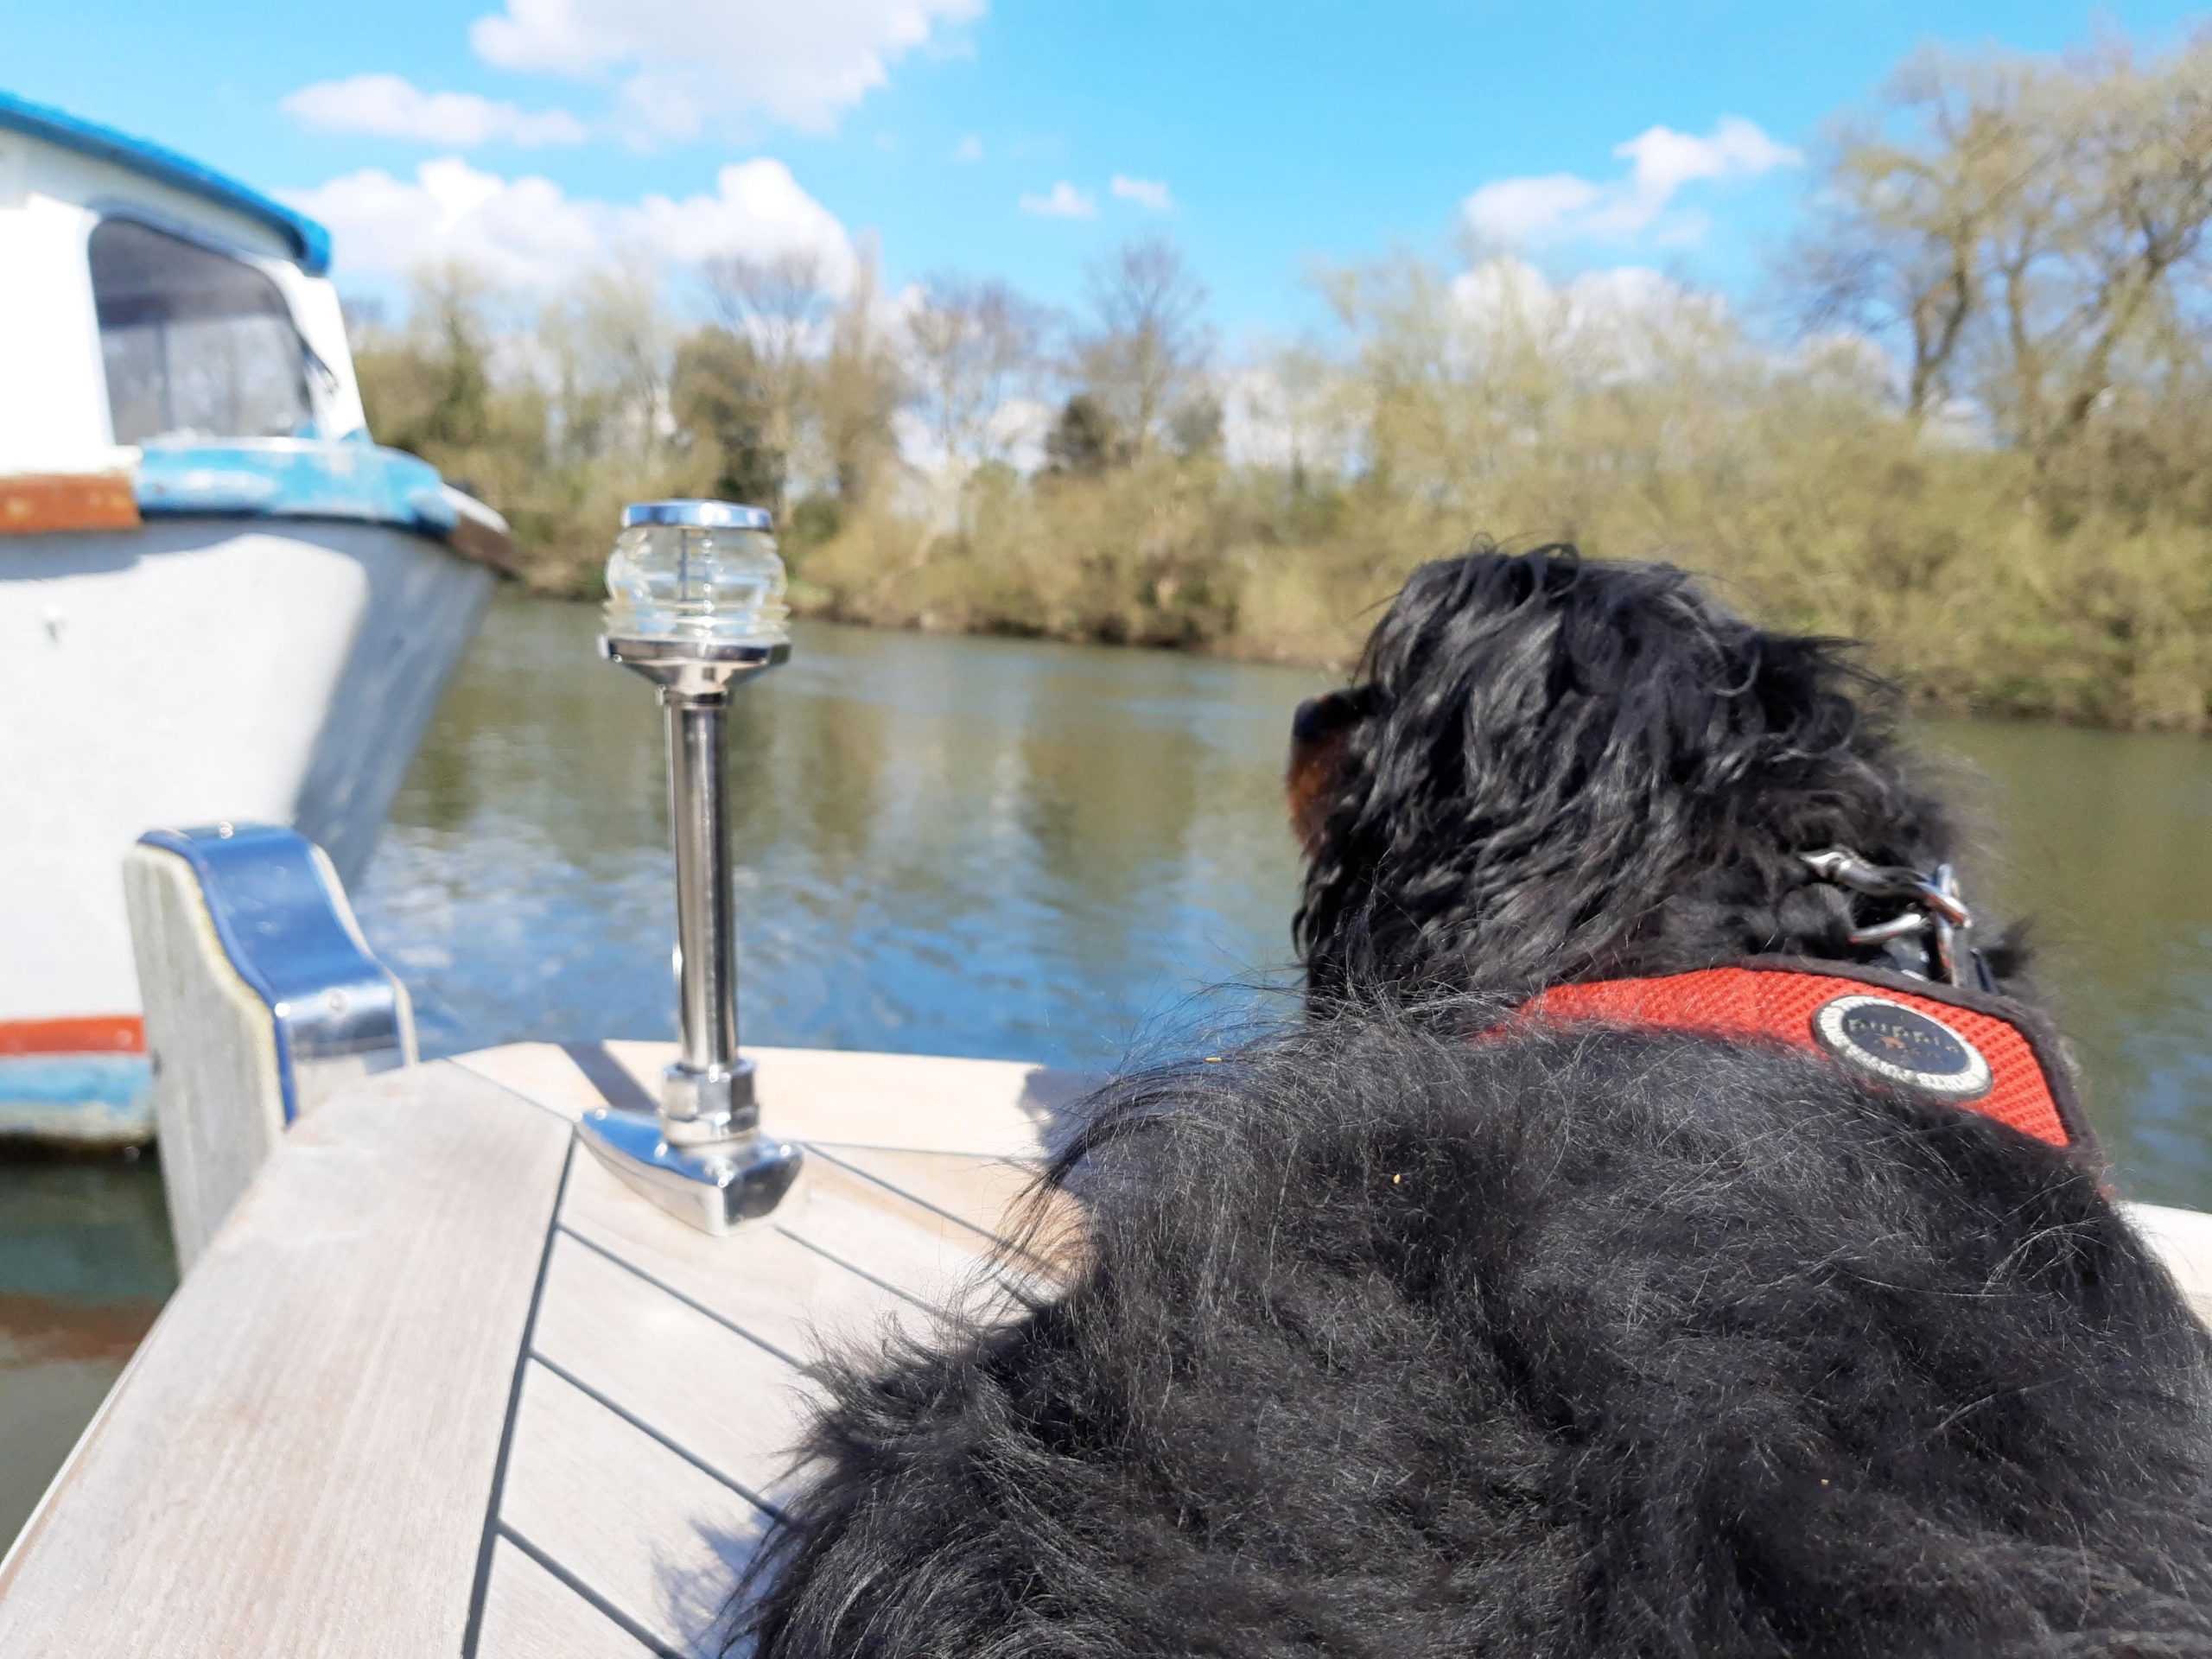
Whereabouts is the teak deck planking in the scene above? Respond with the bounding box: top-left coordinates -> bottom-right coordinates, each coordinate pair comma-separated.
0,1042 -> 1075,1657
0,1039 -> 2208,1656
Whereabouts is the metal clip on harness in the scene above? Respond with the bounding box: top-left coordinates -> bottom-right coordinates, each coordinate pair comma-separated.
1800,847 -> 1993,991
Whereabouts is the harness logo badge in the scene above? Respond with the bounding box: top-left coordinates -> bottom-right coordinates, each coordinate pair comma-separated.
1811,995 -> 1994,1099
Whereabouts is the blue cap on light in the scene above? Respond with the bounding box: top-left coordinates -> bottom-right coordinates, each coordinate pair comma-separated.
621,499 -> 772,531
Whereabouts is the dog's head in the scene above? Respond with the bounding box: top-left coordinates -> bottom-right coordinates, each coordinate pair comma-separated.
1293,545 -> 1973,1006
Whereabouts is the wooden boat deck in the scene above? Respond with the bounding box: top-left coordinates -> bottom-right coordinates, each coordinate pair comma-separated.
3,1039 -> 2209,1656
0,1041 -> 1085,1657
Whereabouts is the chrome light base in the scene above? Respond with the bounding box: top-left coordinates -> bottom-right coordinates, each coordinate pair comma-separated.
600,633 -> 789,699
577,1105 -> 805,1236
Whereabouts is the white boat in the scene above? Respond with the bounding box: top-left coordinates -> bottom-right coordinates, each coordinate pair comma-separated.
0,91 -> 515,1143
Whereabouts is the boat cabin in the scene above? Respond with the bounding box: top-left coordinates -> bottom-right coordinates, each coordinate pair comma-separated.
0,91 -> 365,476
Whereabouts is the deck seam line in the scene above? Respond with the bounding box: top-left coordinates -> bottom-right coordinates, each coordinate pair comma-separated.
445,1053 -> 588,1124
524,1351 -> 790,1522
553,1221 -> 810,1370
460,1135 -> 576,1658
495,1522 -> 685,1659
771,1224 -> 947,1315
802,1141 -> 1032,1255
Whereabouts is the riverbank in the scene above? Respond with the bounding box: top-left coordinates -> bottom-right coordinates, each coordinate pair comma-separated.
363,227 -> 2212,735
508,445 -> 2212,734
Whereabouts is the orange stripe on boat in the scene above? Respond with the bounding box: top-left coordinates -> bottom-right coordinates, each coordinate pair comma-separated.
0,473 -> 142,535
0,1016 -> 145,1055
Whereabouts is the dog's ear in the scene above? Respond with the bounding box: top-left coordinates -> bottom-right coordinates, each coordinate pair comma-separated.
1288,690 -> 1366,856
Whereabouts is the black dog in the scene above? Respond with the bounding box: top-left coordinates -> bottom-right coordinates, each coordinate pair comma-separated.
736,549 -> 2212,1656
1290,548 -> 1962,1005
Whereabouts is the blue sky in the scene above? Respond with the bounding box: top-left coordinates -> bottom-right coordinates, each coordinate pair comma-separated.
7,2 -> 2206,340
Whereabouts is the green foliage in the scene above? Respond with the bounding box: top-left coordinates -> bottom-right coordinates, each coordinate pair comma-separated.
1044,394 -> 1121,477
355,256 -> 897,598
670,326 -> 785,512
1168,392 -> 1225,461
352,29 -> 2212,731
799,455 -> 1244,646
793,258 -> 2212,728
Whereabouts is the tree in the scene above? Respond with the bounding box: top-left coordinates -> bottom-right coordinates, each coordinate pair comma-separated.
1793,55 -> 2030,421
700,250 -> 835,501
2024,37 -> 2212,448
905,274 -> 1051,472
350,263 -> 566,572
671,326 -> 785,512
1167,391 -> 1224,461
355,260 -> 500,454
1044,393 -> 1120,476
815,257 -> 909,505
1073,236 -> 1214,458
540,258 -> 676,472
1794,35 -> 2212,464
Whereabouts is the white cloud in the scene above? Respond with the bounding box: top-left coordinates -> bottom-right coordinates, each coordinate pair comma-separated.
1219,359 -> 1354,473
1220,365 -> 1298,469
1020,180 -> 1096,219
467,0 -> 985,139
895,395 -> 1051,492
1109,174 -> 1173,212
1459,174 -> 1600,243
1618,117 -> 1798,204
1794,328 -> 1895,393
1464,116 -> 1800,247
988,396 -> 1052,472
282,73 -> 587,147
1447,257 -> 1731,381
1449,258 -> 1917,400
953,133 -> 982,162
286,155 -> 855,290
1452,258 -> 1707,327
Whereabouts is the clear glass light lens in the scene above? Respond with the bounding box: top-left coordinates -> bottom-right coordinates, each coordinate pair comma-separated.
602,523 -> 790,646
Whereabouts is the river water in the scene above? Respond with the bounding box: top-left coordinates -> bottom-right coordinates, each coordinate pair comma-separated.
4,591 -> 2210,1545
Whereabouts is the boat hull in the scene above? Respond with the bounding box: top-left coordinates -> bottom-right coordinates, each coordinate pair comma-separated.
0,518 -> 493,1140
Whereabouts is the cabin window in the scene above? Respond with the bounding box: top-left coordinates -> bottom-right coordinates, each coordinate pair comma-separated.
88,219 -> 313,445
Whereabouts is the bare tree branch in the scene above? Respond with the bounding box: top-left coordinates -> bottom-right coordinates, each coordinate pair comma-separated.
1073,236 -> 1214,457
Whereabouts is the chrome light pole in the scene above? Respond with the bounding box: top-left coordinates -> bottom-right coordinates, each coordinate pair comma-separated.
577,499 -> 804,1234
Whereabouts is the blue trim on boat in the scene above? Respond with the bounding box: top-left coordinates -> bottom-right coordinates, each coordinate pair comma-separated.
0,1054 -> 149,1109
134,440 -> 460,538
0,89 -> 331,275
0,1055 -> 154,1146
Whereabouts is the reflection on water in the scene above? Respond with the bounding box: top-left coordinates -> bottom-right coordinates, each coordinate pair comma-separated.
359,597 -> 1329,1069
4,593 -> 2210,1550
360,598 -> 2212,1205
1919,719 -> 2212,1209
0,1159 -> 173,1542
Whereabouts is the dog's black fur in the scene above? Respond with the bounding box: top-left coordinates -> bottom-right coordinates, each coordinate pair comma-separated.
1295,548 -> 1965,1006
741,1019 -> 2212,1656
735,548 -> 2212,1656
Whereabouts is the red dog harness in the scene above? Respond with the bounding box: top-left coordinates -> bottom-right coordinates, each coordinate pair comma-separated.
1518,959 -> 2089,1151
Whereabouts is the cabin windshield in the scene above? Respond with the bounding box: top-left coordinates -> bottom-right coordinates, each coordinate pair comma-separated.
88,218 -> 314,446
